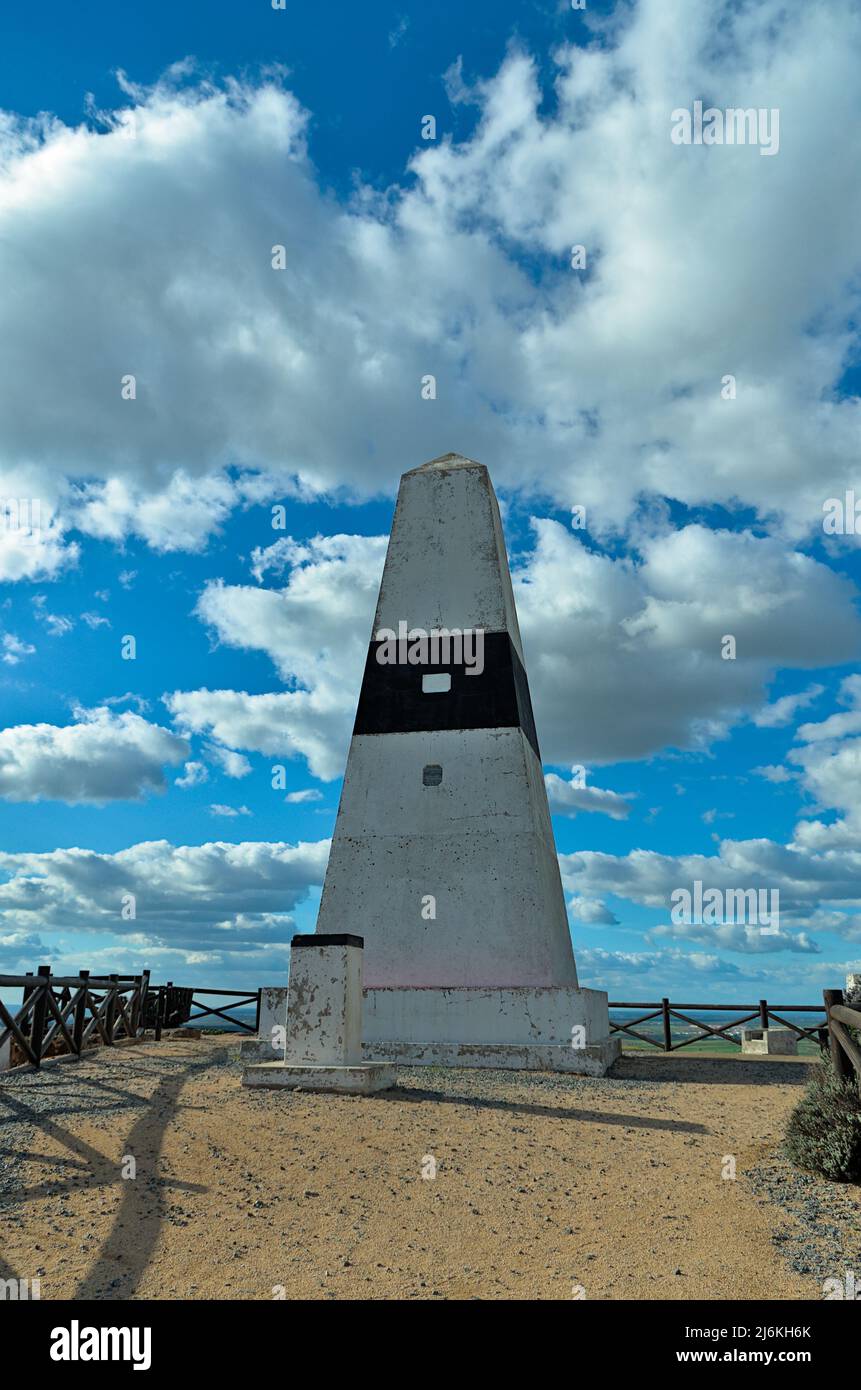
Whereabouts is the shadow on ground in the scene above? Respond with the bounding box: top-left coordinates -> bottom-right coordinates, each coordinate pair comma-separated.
0,1051 -> 215,1298
615,1052 -> 816,1086
383,1085 -> 707,1131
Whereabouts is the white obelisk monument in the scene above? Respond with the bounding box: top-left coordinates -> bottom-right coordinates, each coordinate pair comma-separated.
314,453 -> 619,1074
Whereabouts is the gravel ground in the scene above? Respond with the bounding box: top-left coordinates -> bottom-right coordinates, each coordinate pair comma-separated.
747,1153 -> 861,1288
0,1034 -> 857,1300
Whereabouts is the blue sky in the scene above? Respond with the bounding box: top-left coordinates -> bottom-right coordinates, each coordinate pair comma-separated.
1,0 -> 861,1004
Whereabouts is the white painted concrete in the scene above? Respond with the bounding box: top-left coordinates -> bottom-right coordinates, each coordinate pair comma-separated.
741,1027 -> 798,1055
364,985 -> 609,1045
373,454 -> 525,662
284,942 -> 362,1066
243,1062 -> 397,1094
317,728 -> 577,988
361,1040 -> 618,1075
310,453 -> 616,1076
239,985 -> 289,1063
362,984 -> 619,1074
243,938 -> 399,1094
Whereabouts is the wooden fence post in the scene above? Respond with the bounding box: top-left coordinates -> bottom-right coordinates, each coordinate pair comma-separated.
30,965 -> 51,1069
824,989 -> 853,1085
21,971 -> 33,1043
105,973 -> 118,1044
139,969 -> 150,1037
154,987 -> 165,1042
759,998 -> 769,1030
72,970 -> 89,1057
129,974 -> 143,1036
661,997 -> 672,1051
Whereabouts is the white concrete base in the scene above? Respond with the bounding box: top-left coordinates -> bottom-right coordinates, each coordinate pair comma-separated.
741,1027 -> 798,1056
242,1061 -> 397,1094
239,1037 -> 280,1063
362,985 -> 619,1075
362,1039 -> 619,1074
239,983 -> 621,1077
239,985 -> 290,1063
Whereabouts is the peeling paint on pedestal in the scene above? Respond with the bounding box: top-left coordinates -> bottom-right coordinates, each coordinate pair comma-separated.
283,941 -> 362,1066
242,936 -> 396,1094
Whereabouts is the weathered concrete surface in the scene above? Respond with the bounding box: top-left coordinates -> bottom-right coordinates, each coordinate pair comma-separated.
362,1040 -> 618,1075
315,455 -> 577,992
239,985 -> 289,1063
372,454 -> 525,661
242,983 -> 622,1077
320,728 -> 577,988
242,1061 -> 396,1094
312,453 -> 616,1074
363,984 -> 620,1074
242,938 -> 397,1094
364,984 -> 613,1045
741,1028 -> 798,1056
284,940 -> 363,1066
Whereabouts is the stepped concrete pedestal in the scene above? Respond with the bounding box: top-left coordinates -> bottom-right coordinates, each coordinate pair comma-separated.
237,983 -> 619,1074
310,454 -> 619,1077
242,936 -> 396,1095
243,1063 -> 395,1094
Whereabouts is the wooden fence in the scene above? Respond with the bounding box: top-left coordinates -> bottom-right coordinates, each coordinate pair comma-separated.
0,970 -> 151,1068
823,988 -> 861,1096
0,968 -> 261,1070
609,998 -> 828,1051
1,972 -> 853,1072
165,983 -> 260,1035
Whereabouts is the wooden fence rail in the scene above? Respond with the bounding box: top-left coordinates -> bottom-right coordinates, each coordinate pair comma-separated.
608,998 -> 828,1052
823,989 -> 861,1096
0,968 -> 261,1069
0,970 -> 151,1068
178,987 -> 260,1036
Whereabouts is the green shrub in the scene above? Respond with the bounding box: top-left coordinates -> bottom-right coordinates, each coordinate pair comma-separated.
784,1058 -> 861,1182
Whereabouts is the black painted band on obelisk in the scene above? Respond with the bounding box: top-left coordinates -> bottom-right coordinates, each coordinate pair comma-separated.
352,630 -> 541,760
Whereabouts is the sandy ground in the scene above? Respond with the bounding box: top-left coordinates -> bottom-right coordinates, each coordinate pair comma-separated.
0,1033 -> 858,1301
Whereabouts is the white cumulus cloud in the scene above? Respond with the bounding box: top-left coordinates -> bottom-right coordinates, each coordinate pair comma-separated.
0,706 -> 189,803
